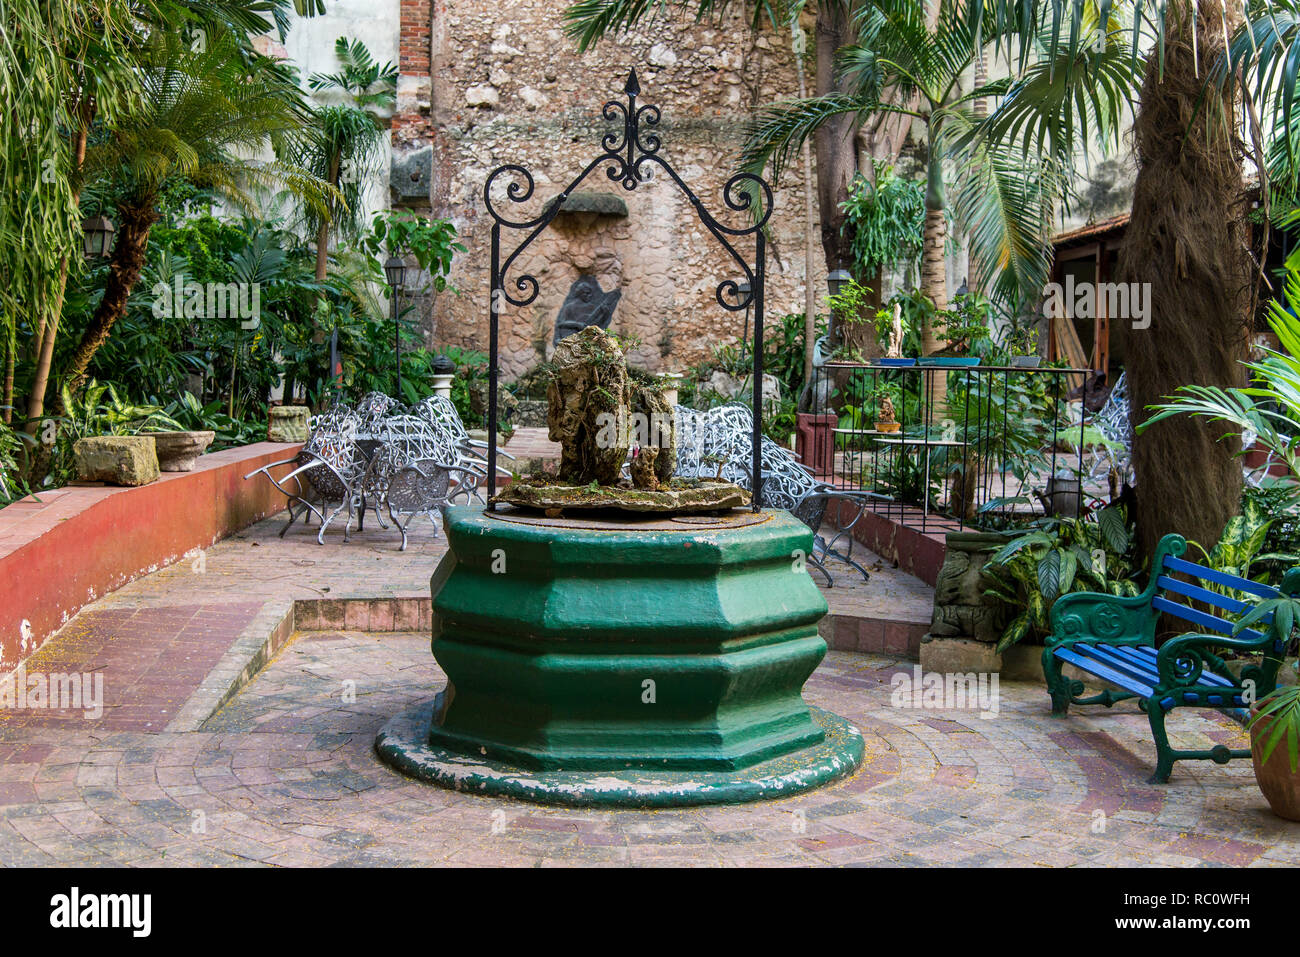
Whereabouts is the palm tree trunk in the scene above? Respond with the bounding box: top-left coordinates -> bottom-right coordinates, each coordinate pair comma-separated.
24,119 -> 89,429
920,158 -> 950,420
813,3 -> 858,308
59,203 -> 159,406
2,331 -> 13,425
1120,0 -> 1249,559
24,255 -> 72,430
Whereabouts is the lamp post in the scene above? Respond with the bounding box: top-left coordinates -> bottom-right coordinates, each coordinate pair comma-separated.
82,214 -> 115,259
384,255 -> 407,399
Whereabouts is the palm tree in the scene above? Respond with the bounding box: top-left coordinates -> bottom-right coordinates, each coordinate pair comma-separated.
966,0 -> 1300,557
743,0 -> 1130,416
297,38 -> 397,287
59,29 -> 328,400
11,0 -> 327,427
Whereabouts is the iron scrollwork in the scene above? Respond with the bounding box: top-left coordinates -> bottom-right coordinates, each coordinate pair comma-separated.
483,69 -> 773,510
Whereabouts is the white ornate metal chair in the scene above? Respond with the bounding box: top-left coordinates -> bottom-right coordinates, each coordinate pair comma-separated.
360,414 -> 477,549
355,391 -> 403,436
244,403 -> 368,544
1079,372 -> 1133,485
674,403 -> 883,586
410,395 -> 513,500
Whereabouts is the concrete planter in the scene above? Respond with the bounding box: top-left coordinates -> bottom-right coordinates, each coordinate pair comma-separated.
150,430 -> 215,472
267,405 -> 310,443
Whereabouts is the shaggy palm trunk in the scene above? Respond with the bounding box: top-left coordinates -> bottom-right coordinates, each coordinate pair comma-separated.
813,3 -> 858,306
920,155 -> 950,420
60,203 -> 159,405
1119,0 -> 1249,559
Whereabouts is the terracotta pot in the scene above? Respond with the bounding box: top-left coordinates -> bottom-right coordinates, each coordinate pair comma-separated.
1250,705 -> 1300,821
874,421 -> 900,433
150,430 -> 215,472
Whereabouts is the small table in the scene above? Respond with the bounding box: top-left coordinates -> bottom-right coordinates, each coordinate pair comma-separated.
872,436 -> 967,516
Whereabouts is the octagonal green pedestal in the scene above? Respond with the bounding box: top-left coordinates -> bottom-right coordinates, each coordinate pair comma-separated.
374,506 -> 864,806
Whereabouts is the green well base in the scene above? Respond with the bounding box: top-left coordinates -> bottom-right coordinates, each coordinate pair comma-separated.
375,694 -> 865,808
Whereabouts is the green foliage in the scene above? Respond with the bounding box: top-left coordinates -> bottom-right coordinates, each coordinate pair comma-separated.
1190,493 -> 1300,590
1143,263 -> 1300,476
840,165 -> 925,280
984,506 -> 1142,652
362,211 -> 465,295
824,278 -> 875,360
159,392 -> 265,450
0,419 -> 35,506
1237,589 -> 1300,773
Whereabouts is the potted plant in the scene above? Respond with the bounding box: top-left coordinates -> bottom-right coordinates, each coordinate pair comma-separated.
871,386 -> 901,433
1250,673 -> 1300,820
1236,586 -> 1300,820
918,291 -> 988,367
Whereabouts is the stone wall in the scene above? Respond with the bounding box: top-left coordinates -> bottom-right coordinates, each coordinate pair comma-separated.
393,0 -> 823,380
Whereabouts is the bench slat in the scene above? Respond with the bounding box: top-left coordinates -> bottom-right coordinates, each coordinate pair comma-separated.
1162,556 -> 1279,599
1150,597 -> 1267,642
1155,575 -> 1253,615
1075,644 -> 1161,685
1053,646 -> 1156,698
1105,644 -> 1236,688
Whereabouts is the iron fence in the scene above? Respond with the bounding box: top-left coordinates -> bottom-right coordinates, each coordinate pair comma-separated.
801,361 -> 1100,533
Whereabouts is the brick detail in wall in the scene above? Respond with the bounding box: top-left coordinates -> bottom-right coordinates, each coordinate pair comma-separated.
399,0 -> 431,75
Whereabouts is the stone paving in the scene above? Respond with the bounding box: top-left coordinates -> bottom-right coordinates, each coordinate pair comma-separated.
1,510 -> 1297,866
1,628 -> 1297,866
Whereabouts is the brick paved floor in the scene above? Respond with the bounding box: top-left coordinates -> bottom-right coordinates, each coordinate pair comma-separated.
2,509 -> 1297,866
1,624 -> 1298,866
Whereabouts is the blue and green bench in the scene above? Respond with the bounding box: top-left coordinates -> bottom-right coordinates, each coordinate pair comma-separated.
1043,533 -> 1298,783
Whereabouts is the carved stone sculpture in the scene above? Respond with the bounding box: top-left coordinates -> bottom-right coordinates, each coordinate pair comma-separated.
553,276 -> 622,344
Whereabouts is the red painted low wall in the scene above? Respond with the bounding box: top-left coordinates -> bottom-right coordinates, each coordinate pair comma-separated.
0,442 -> 301,674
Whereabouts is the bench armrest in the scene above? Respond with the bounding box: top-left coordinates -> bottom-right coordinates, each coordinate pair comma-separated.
1048,589 -> 1158,648
1156,630 -> 1284,693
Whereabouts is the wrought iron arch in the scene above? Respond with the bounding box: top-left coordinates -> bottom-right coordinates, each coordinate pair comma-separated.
484,69 -> 772,511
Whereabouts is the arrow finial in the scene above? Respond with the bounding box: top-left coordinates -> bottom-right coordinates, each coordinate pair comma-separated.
624,68 -> 640,98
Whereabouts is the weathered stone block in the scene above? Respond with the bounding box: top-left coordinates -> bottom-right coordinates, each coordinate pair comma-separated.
74,436 -> 159,486
1000,643 -> 1047,681
268,405 -> 310,443
919,636 -> 1002,675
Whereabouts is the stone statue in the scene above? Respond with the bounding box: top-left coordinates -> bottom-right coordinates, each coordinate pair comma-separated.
553,276 -> 622,344
885,303 -> 905,359
547,326 -> 629,485
878,394 -> 896,424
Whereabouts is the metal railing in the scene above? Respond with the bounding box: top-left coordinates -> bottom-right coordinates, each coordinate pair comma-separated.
802,361 -> 1098,533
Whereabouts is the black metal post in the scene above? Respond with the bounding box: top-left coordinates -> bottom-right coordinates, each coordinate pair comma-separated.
391,287 -> 402,400
488,225 -> 500,510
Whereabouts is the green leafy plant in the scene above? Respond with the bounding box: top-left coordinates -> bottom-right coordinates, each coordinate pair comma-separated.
1189,494 -> 1300,591
983,506 -> 1142,652
824,277 -> 875,360
1236,591 -> 1300,773
840,164 -> 925,283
